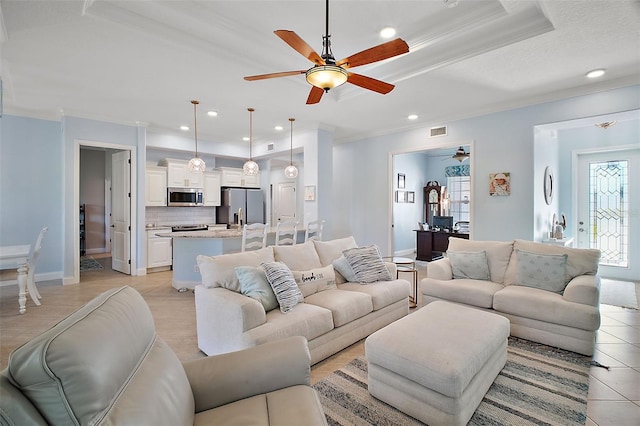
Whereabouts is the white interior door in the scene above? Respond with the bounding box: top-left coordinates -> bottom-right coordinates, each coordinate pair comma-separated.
111,151 -> 131,274
276,182 -> 297,222
576,148 -> 639,281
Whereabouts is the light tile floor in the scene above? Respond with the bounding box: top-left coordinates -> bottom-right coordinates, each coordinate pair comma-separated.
0,258 -> 638,425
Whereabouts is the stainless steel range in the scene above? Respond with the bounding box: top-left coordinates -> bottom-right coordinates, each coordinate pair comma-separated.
171,224 -> 208,232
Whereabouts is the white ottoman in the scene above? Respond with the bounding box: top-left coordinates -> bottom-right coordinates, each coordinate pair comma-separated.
365,300 -> 510,426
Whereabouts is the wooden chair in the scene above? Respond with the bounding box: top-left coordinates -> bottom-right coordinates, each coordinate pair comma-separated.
241,223 -> 268,252
304,220 -> 325,242
275,221 -> 298,246
27,227 -> 48,305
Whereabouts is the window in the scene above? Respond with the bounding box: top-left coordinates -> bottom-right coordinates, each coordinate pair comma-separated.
446,175 -> 470,224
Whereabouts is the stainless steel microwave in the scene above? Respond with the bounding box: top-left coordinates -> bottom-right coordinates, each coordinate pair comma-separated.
167,187 -> 204,207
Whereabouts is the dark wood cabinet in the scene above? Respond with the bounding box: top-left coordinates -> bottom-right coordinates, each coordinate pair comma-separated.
415,230 -> 469,261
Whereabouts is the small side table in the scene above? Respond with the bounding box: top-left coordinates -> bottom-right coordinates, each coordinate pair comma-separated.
390,257 -> 418,308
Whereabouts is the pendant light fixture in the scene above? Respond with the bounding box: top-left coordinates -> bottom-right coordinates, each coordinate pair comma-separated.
187,100 -> 206,172
284,118 -> 299,178
243,107 -> 259,176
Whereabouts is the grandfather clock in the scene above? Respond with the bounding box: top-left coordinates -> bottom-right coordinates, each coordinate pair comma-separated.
424,181 -> 442,226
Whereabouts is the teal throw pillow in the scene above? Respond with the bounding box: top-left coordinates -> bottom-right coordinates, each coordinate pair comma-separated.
515,249 -> 568,293
261,261 -> 304,313
447,251 -> 490,280
235,266 -> 278,312
332,255 -> 358,282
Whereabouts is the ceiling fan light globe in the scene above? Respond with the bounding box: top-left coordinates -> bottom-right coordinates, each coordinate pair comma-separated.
284,164 -> 299,179
306,65 -> 348,90
188,157 -> 206,172
243,160 -> 260,176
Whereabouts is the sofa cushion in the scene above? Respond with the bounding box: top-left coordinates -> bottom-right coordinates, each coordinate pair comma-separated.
312,236 -> 358,266
262,262 -> 304,313
305,289 -> 373,327
447,251 -> 490,280
447,239 -> 514,284
273,241 -> 322,271
343,245 -> 392,283
421,278 -> 504,309
7,286 -> 195,426
504,240 -> 600,285
198,247 -> 275,291
248,303 -> 335,344
515,249 -> 568,293
493,285 -> 601,330
338,279 -> 411,311
292,264 -> 337,297
236,266 -> 279,312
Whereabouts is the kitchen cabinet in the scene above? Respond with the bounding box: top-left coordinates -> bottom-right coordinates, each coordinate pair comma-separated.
203,171 -> 221,206
147,228 -> 172,271
159,159 -> 204,188
217,167 -> 260,188
145,166 -> 167,206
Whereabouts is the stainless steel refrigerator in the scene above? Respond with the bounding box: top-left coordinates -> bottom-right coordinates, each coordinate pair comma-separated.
217,188 -> 265,226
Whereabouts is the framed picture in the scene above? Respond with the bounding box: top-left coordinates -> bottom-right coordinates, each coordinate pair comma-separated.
304,185 -> 316,201
397,173 -> 406,189
407,191 -> 415,203
489,172 -> 510,196
395,190 -> 406,203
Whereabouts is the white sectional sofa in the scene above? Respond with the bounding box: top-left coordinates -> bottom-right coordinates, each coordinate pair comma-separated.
420,238 -> 601,355
195,237 -> 411,364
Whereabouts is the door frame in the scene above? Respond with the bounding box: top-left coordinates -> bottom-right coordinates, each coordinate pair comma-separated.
73,139 -> 137,284
572,143 -> 639,280
388,140 -> 475,256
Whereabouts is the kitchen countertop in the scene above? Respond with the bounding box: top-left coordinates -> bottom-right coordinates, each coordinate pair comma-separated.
165,229 -> 243,238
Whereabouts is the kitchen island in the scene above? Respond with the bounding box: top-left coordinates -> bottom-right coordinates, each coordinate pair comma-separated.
165,228 -> 305,291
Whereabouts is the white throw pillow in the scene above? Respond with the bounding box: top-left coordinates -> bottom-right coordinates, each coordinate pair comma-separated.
197,247 -> 275,291
312,236 -> 358,266
291,264 -> 337,297
515,249 -> 568,293
342,245 -> 392,284
261,261 -> 304,313
447,251 -> 490,280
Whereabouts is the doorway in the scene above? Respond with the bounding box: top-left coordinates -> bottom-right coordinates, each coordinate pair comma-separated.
74,140 -> 136,284
575,147 -> 639,281
273,182 -> 297,225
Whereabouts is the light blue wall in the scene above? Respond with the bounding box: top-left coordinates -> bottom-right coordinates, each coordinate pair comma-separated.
0,115 -> 64,281
392,153 -> 429,253
332,85 -> 640,255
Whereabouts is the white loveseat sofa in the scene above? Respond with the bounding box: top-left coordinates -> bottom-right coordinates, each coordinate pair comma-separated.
195,237 -> 411,364
420,238 -> 601,355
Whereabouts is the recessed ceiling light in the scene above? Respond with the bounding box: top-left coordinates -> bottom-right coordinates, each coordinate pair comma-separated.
275,125 -> 283,131
408,114 -> 418,120
586,69 -> 605,78
242,136 -> 250,141
207,110 -> 218,117
180,125 -> 189,131
380,27 -> 396,39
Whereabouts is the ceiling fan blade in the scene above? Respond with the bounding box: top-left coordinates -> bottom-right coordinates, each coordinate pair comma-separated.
347,73 -> 395,94
306,86 -> 325,104
275,30 -> 325,65
336,38 -> 409,68
244,70 -> 307,81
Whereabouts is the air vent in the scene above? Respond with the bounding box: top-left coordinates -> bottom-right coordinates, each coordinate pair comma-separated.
430,126 -> 447,137
267,143 -> 274,151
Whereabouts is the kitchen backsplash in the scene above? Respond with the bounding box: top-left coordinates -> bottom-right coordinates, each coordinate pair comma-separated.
146,206 -> 216,226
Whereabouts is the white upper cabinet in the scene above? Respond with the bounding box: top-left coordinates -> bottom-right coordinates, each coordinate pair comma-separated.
145,166 -> 167,206
203,171 -> 221,206
216,167 -> 260,188
159,159 -> 204,188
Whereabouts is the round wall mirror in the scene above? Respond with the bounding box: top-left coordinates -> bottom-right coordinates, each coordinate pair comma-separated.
544,166 -> 554,205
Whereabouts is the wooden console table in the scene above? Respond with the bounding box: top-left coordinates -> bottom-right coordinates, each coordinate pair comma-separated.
415,230 -> 469,261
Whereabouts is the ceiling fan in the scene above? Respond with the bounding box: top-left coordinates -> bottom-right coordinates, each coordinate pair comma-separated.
244,0 -> 410,104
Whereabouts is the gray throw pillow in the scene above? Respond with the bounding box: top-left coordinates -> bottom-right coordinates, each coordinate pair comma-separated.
342,245 -> 392,284
235,266 -> 278,312
261,261 -> 304,313
515,249 -> 568,293
447,251 -> 490,280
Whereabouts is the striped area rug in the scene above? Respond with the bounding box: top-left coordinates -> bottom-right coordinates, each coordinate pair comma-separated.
313,337 -> 591,425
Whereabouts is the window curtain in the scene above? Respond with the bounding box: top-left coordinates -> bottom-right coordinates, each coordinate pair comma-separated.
445,165 -> 470,177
